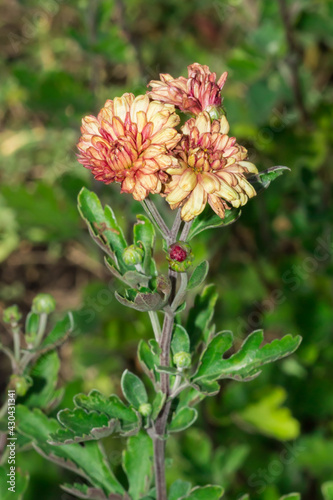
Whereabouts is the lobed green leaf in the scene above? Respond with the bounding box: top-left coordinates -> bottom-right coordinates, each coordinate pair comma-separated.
16,406 -> 125,495
49,408 -> 116,445
193,330 -> 302,383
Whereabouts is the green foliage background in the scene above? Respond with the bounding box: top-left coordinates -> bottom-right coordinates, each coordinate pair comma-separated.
0,0 -> 332,498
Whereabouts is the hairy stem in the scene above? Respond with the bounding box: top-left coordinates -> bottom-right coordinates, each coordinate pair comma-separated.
153,308 -> 175,500
153,436 -> 167,500
150,206 -> 181,499
168,209 -> 182,246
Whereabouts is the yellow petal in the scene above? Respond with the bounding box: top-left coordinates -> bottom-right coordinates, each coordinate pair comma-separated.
132,180 -> 148,201
130,95 -> 150,122
195,112 -> 211,134
146,101 -> 168,121
156,154 -> 173,168
136,110 -> 147,133
180,184 -> 207,221
121,174 -> 136,192
81,116 -> 100,135
182,117 -> 195,135
149,111 -> 169,132
200,172 -> 221,193
151,128 -> 178,146
137,172 -> 158,191
238,177 -> 257,198
217,181 -> 239,201
166,163 -> 187,175
179,169 -> 197,191
230,198 -> 242,208
113,96 -> 130,122
219,115 -> 230,134
166,186 -> 188,204
238,161 -> 258,173
208,194 -> 226,218
143,145 -> 166,158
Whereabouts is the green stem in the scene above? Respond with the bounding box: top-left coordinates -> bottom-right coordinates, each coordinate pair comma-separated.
35,313 -> 48,347
171,272 -> 188,312
148,311 -> 162,342
171,370 -> 183,395
20,312 -> 48,371
141,199 -> 170,240
180,220 -> 193,241
169,381 -> 189,399
12,326 -> 21,362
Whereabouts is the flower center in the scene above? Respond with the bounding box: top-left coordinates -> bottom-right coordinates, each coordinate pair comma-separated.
188,148 -> 211,174
109,139 -> 137,170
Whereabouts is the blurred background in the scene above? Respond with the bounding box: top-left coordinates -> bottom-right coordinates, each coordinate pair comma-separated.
0,0 -> 332,498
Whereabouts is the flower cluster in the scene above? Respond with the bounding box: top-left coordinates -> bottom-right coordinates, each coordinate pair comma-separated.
77,93 -> 180,201
77,64 -> 258,220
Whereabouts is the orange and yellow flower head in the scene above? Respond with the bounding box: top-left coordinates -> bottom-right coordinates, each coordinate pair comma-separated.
164,112 -> 258,221
148,63 -> 228,116
77,93 -> 180,201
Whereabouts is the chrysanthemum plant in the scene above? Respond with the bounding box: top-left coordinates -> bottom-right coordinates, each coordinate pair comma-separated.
17,64 -> 302,500
0,294 -> 73,496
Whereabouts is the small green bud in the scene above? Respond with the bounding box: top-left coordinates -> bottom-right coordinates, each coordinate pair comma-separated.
3,305 -> 22,324
139,403 -> 152,417
123,245 -> 144,266
167,242 -> 193,272
173,351 -> 191,369
9,375 -> 32,397
206,104 -> 225,121
32,294 -> 56,315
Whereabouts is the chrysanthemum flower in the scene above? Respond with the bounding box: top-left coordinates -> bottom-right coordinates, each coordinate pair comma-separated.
164,112 -> 258,221
77,93 -> 181,201
148,63 -> 228,116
